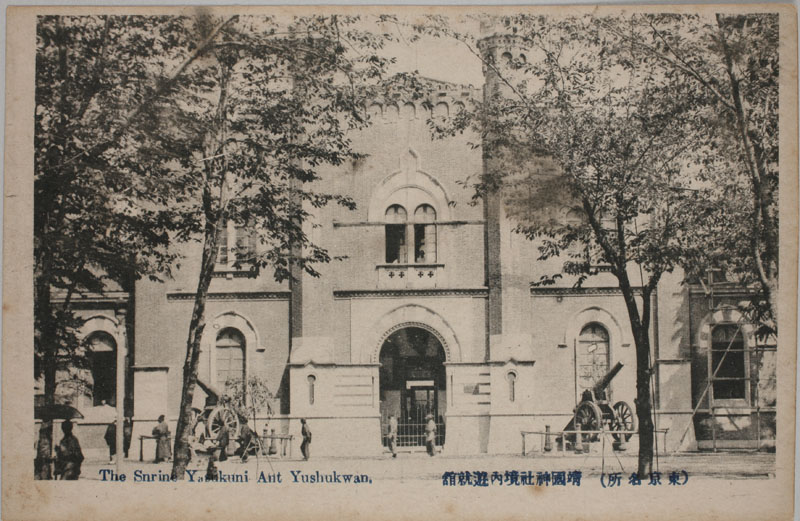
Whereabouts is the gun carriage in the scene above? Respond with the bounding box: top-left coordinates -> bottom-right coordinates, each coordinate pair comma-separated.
571,362 -> 637,443
195,378 -> 241,440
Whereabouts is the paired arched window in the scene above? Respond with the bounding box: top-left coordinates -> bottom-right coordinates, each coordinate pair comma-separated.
577,323 -> 610,393
710,325 -> 746,400
384,204 -> 438,263
216,327 -> 245,389
87,331 -> 117,406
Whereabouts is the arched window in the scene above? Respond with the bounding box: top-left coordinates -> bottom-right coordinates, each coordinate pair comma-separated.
506,372 -> 517,402
385,204 -> 408,263
307,375 -> 316,405
577,323 -> 610,394
414,204 -> 437,263
87,331 -> 116,406
216,328 -> 245,390
565,208 -> 585,228
711,325 -> 746,400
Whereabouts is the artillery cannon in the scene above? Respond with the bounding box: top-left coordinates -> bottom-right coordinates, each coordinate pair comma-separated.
570,362 -> 637,444
195,378 -> 240,441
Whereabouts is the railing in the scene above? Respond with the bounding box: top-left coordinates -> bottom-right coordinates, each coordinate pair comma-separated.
520,428 -> 670,456
383,421 -> 446,448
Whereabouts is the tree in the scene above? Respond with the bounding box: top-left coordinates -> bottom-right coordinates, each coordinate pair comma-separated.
159,14 -> 412,479
415,13 -> 711,476
224,376 -> 274,439
34,15 -> 229,478
597,13 -> 779,334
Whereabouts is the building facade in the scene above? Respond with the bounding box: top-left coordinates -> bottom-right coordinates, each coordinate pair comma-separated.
42,31 -> 777,459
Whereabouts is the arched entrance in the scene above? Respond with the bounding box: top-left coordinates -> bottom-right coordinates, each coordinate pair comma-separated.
379,326 -> 446,448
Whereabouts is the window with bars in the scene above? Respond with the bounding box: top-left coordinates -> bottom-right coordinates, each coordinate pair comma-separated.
216,328 -> 245,390
710,325 -> 747,401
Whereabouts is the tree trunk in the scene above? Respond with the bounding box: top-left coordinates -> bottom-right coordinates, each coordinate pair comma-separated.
170,215 -> 221,480
34,249 -> 57,479
171,58 -> 230,480
632,324 -> 655,477
618,275 -> 656,477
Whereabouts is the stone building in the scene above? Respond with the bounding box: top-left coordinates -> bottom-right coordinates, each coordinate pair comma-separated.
40,30 -> 776,459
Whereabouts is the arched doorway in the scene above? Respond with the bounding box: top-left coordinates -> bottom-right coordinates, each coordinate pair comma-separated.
379,326 -> 446,448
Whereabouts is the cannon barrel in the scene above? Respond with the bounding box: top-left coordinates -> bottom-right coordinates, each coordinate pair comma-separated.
196,378 -> 222,400
592,362 -> 624,395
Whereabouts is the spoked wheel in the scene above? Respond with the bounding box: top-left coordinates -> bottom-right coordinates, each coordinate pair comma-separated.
611,401 -> 637,442
206,406 -> 240,441
573,401 -> 603,442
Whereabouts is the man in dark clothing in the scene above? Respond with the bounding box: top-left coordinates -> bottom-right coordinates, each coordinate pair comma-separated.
215,421 -> 229,462
104,421 -> 116,463
300,418 -> 311,460
55,421 -> 84,480
237,419 -> 253,462
123,417 -> 133,459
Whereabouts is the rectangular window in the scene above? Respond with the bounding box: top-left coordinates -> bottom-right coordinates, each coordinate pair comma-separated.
234,224 -> 256,264
711,325 -> 747,401
216,224 -> 229,265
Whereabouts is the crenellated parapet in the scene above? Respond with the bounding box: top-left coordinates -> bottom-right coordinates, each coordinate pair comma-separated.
364,76 -> 480,121
477,32 -> 531,75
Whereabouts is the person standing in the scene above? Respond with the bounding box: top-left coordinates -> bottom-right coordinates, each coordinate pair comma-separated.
104,420 -> 116,463
54,421 -> 84,480
300,418 -> 311,460
215,420 -> 230,462
152,415 -> 171,463
425,414 -> 436,457
238,418 -> 253,463
123,417 -> 133,459
387,415 -> 398,458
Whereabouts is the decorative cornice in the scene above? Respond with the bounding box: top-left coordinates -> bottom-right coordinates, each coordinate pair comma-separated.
332,220 -> 485,228
444,360 -> 536,366
333,288 -> 488,299
688,284 -> 759,297
51,291 -> 130,304
166,291 -> 290,301
212,270 -> 259,279
530,286 -> 644,296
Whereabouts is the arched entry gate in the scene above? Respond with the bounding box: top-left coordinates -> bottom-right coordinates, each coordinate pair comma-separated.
379,326 -> 446,448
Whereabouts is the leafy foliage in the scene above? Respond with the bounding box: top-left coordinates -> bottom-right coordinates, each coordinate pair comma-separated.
224,376 -> 274,431
411,12 -> 779,476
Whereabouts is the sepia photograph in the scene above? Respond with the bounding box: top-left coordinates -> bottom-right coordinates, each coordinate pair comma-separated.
3,4 -> 797,520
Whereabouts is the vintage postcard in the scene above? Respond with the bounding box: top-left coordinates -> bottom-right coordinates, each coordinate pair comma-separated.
3,4 -> 797,520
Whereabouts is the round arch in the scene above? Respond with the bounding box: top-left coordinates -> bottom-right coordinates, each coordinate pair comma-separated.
696,306 -> 755,350
564,306 -> 629,356
80,314 -> 123,343
199,311 -> 260,387
367,167 -> 452,222
362,304 -> 461,364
